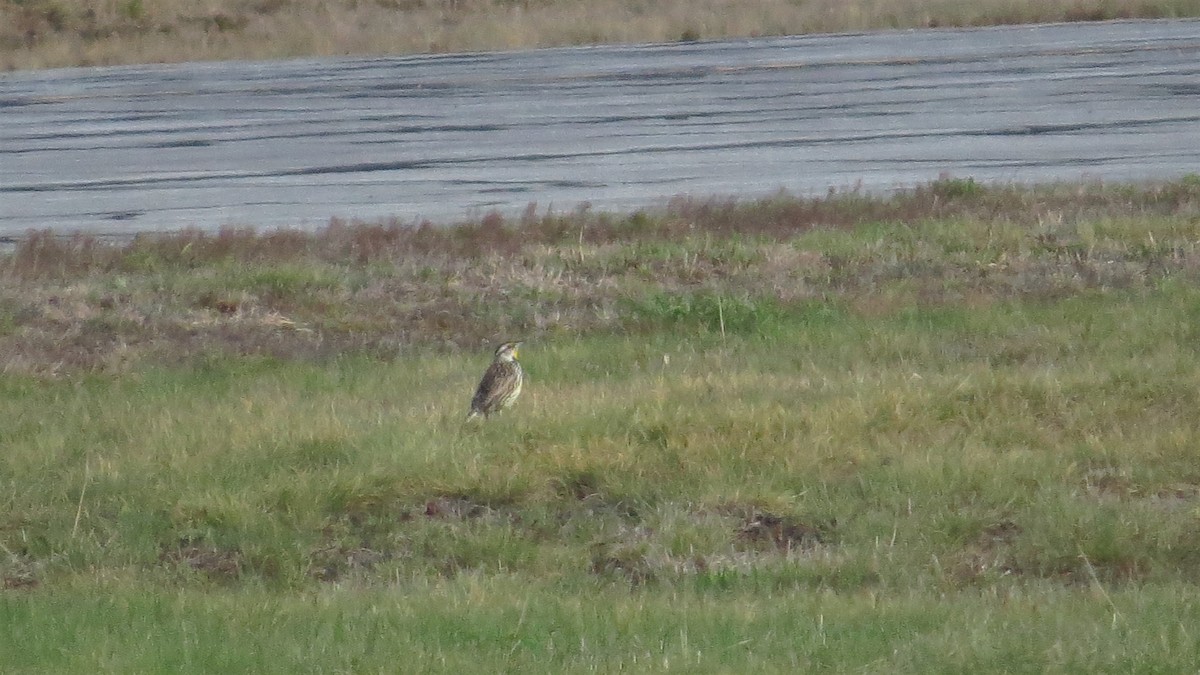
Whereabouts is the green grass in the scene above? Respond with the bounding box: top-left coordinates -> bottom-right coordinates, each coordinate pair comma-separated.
5,179 -> 1200,670
6,583 -> 1200,672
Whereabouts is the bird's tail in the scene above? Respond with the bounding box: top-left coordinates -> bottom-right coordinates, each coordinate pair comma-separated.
466,409 -> 484,421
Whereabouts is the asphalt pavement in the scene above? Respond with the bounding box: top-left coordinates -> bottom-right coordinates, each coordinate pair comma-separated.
1,19 -> 1198,236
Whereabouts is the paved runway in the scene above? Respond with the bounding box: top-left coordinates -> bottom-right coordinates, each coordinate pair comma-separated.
1,19 -> 1198,236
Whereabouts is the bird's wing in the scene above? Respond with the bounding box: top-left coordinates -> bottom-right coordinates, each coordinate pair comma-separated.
471,362 -> 507,412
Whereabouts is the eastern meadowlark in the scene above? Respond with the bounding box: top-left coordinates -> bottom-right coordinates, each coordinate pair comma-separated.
466,341 -> 524,420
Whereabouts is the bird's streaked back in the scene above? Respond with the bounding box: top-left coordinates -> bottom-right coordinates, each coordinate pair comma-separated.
467,341 -> 524,420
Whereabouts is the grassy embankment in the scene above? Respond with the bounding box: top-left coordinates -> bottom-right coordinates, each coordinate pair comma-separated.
3,177 -> 1200,670
4,0 -> 1200,70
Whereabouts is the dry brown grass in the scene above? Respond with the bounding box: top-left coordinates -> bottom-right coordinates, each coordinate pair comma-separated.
1,177 -> 1198,375
3,0 -> 1197,70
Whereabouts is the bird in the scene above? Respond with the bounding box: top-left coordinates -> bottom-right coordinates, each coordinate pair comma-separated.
466,341 -> 524,420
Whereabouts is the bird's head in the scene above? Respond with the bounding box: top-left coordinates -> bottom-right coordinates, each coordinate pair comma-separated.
494,341 -> 523,362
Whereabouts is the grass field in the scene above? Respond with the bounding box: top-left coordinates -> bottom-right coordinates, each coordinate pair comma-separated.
3,177 -> 1200,670
4,0 -> 1200,70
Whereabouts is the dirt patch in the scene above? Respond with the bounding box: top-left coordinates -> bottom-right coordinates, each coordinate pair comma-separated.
1155,484 -> 1200,500
589,527 -> 658,586
333,490 -> 512,525
947,519 -> 1023,584
588,506 -> 839,586
735,512 -> 828,552
1149,484 -> 1200,512
308,544 -> 389,582
1065,555 -> 1150,585
422,496 -> 493,520
1083,468 -> 1138,499
159,542 -> 244,581
1,552 -> 39,591
552,471 -> 603,501
947,519 -> 1162,586
980,520 -> 1021,544
1083,470 -> 1200,509
1018,553 -> 1151,587
310,492 -> 521,581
